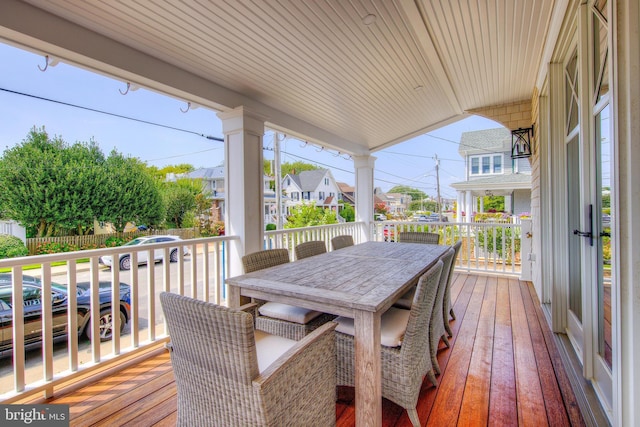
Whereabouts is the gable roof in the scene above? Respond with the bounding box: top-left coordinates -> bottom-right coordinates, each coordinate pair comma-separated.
185,167 -> 225,180
458,128 -> 512,156
286,169 -> 331,191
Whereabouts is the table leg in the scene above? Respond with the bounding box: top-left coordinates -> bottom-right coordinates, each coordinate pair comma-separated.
227,284 -> 241,308
354,310 -> 382,427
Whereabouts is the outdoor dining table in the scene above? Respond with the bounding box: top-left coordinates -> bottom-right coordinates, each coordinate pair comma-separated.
225,241 -> 450,427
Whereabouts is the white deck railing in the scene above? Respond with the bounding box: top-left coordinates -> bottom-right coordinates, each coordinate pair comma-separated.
0,220 -> 522,402
264,222 -> 368,258
371,221 -> 524,276
0,235 -> 237,402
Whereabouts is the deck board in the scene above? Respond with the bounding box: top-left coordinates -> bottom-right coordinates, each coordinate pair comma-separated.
43,274 -> 584,426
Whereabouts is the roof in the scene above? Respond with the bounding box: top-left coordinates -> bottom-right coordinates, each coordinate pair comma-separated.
458,128 -> 512,156
451,173 -> 531,191
286,169 -> 331,191
337,182 -> 354,193
185,167 -> 224,180
4,2 -> 559,154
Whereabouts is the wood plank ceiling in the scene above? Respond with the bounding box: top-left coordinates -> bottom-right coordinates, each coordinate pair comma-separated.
10,0 -> 555,154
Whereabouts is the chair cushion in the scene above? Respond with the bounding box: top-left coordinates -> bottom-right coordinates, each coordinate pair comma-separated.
258,302 -> 322,324
334,307 -> 411,348
254,329 -> 297,372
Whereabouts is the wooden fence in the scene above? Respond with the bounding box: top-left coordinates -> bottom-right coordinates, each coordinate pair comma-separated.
26,228 -> 198,255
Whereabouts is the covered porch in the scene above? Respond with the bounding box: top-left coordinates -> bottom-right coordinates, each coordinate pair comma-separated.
21,274 -> 585,426
1,1 -> 639,426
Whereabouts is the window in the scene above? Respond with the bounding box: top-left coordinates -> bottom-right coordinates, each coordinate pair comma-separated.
493,155 -> 502,173
471,158 -> 479,174
470,155 -> 504,175
291,192 -> 299,201
324,178 -> 329,185
482,157 -> 490,174
319,191 -> 325,200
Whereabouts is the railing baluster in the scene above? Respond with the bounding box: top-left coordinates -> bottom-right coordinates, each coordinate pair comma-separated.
130,253 -> 139,349
67,260 -> 79,370
89,258 -> 101,362
41,263 -> 53,398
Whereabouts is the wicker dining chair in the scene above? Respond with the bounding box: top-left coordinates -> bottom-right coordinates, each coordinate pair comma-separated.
295,240 -> 327,260
398,231 -> 440,244
429,247 -> 455,375
444,240 -> 463,336
160,292 -> 337,427
331,235 -> 354,250
334,260 -> 444,427
242,248 -> 335,340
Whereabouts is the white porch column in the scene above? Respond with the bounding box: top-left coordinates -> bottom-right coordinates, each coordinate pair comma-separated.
465,191 -> 473,222
504,194 -> 512,214
479,196 -> 485,213
456,191 -> 464,223
217,107 -> 266,278
353,154 -> 376,241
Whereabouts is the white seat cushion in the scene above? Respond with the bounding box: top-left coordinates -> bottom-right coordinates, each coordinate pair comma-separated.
254,329 -> 297,372
258,302 -> 322,324
335,307 -> 411,348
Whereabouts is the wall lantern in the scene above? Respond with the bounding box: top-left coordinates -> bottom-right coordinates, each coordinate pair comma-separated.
511,126 -> 534,159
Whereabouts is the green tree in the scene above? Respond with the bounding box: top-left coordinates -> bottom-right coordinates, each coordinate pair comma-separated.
281,161 -> 319,177
284,202 -> 337,228
99,152 -> 165,231
0,128 -> 165,236
161,178 -> 204,228
387,186 -> 426,204
0,128 -> 107,236
147,163 -> 196,181
339,202 -> 355,222
479,196 -> 505,212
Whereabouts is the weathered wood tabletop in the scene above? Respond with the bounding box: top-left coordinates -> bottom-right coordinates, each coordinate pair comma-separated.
226,241 -> 450,427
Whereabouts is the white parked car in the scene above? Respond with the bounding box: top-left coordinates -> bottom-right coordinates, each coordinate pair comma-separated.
100,235 -> 190,270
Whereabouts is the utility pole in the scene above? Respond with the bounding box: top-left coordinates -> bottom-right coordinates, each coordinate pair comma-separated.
435,154 -> 442,219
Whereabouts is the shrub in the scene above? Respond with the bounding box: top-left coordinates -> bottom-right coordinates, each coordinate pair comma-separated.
104,236 -> 126,247
265,223 -> 276,231
34,241 -> 78,255
0,234 -> 29,259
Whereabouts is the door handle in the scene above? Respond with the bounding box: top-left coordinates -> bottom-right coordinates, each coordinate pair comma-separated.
573,229 -> 592,237
572,205 -> 594,246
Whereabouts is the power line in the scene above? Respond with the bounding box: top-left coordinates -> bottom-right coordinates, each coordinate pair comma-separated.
0,86 -> 224,141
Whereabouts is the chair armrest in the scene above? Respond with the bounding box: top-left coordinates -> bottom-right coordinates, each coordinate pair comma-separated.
253,321 -> 337,425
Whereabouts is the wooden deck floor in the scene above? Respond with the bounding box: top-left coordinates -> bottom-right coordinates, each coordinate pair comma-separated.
44,274 -> 585,426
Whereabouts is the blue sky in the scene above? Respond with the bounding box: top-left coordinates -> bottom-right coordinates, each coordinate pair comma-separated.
0,42 -> 501,200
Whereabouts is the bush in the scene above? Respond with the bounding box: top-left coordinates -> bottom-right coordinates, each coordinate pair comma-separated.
265,223 -> 276,231
104,236 -> 126,247
0,234 -> 29,259
34,241 -> 79,255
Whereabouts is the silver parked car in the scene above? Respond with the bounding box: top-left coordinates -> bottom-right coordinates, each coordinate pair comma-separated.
99,235 -> 190,270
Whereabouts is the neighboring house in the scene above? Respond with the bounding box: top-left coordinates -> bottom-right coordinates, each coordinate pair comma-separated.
450,128 -> 532,221
0,220 -> 26,243
336,182 -> 355,205
185,167 -> 277,223
373,189 -> 412,216
282,169 -> 341,216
